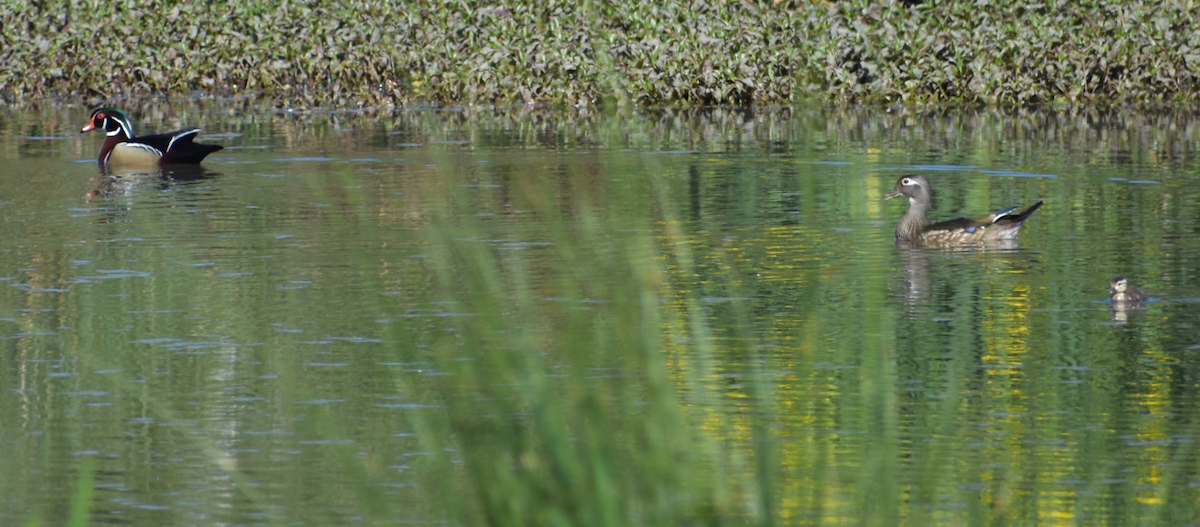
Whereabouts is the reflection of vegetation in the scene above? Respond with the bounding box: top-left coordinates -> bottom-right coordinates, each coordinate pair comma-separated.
3,1 -> 1198,105
10,104 -> 1200,178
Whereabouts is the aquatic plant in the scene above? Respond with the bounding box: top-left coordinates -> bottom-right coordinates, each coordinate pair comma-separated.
1,0 -> 1197,107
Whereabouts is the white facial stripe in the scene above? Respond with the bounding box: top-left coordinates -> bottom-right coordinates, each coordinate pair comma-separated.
100,115 -> 134,138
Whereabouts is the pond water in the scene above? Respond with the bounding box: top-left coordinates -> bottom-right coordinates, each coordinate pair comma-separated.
2,104 -> 1200,526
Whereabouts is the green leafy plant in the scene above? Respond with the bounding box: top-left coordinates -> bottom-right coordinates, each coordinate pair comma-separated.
1,0 -> 1196,107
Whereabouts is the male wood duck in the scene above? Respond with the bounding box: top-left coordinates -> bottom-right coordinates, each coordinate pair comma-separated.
1109,275 -> 1147,303
81,108 -> 223,168
884,175 -> 1044,244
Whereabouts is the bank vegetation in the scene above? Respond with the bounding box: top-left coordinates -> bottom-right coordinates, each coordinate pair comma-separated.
2,0 -> 1197,107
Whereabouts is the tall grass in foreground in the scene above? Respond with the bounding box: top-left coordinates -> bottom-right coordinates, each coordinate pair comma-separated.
21,458 -> 94,527
398,162 -> 773,525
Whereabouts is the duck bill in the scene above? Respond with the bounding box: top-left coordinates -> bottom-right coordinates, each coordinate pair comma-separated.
81,122 -> 97,133
884,188 -> 903,200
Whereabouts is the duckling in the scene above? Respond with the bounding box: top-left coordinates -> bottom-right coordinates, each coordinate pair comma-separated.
1109,275 -> 1147,303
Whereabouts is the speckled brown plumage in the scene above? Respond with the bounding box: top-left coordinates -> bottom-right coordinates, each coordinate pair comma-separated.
884,175 -> 1043,245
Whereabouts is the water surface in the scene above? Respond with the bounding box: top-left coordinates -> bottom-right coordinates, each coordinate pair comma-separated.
2,105 -> 1200,525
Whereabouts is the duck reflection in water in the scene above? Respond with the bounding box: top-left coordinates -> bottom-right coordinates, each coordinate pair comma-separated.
896,246 -> 931,306
87,165 -> 222,200
1109,275 -> 1147,323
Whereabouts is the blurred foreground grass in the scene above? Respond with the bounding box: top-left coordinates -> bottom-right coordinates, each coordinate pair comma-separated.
373,123 -> 906,524
399,155 -> 772,525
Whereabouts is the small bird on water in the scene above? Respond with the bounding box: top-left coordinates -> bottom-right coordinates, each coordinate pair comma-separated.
1109,275 -> 1147,303
884,175 -> 1043,245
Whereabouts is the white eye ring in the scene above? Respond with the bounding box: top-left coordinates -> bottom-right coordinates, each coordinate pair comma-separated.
901,178 -> 912,185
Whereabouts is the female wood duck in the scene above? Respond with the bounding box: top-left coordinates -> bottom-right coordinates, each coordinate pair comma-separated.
1109,275 -> 1147,303
81,108 -> 223,168
885,175 -> 1044,244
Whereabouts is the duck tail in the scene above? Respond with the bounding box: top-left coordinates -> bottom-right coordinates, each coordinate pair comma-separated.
1001,201 -> 1043,224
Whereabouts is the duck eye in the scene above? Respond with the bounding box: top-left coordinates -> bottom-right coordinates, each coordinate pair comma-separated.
901,178 -> 912,185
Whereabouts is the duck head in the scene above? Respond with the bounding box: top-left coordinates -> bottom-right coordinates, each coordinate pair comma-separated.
884,175 -> 932,206
81,108 -> 135,140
